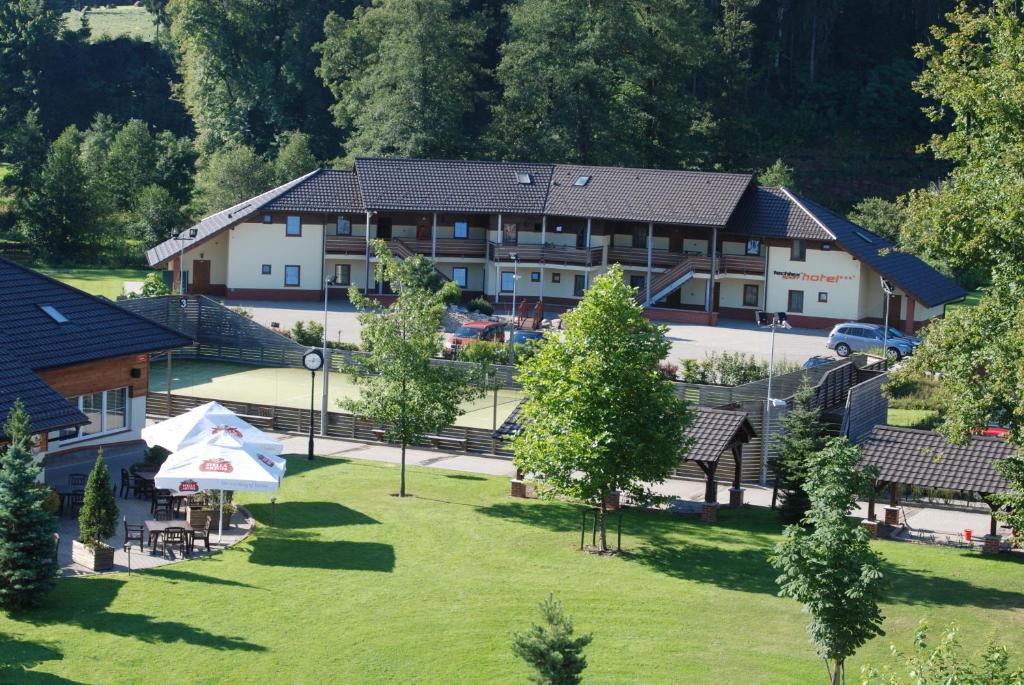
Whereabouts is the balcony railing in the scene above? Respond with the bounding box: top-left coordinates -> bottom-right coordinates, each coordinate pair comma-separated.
325,235 -> 368,255
489,242 -> 603,267
395,239 -> 486,259
607,247 -> 765,275
606,246 -> 683,269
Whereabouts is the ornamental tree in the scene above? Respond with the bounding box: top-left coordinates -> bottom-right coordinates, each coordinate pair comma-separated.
512,594 -> 592,685
512,265 -> 692,551
343,240 -> 480,497
0,402 -> 59,609
770,437 -> 885,685
773,379 -> 826,524
77,454 -> 119,549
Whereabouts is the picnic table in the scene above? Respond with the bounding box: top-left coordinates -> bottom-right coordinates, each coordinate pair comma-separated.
145,519 -> 194,553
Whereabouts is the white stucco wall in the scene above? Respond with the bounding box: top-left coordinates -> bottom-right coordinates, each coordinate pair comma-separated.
45,395 -> 147,453
180,235 -> 229,286
765,245 -> 861,319
719,278 -> 763,310
227,221 -> 324,290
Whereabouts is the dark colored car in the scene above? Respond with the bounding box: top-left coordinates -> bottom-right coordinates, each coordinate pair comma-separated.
443,321 -> 505,357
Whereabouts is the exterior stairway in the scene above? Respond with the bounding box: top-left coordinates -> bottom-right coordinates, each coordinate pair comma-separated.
643,256 -> 708,305
389,239 -> 451,282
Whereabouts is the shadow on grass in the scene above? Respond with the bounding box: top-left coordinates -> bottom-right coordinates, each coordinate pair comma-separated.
0,633 -> 81,684
245,501 -> 378,529
141,567 -> 259,589
22,578 -> 264,653
247,538 -> 395,572
443,474 -> 488,482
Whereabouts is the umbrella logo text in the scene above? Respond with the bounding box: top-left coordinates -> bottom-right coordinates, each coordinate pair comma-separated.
178,480 -> 200,493
200,458 -> 234,474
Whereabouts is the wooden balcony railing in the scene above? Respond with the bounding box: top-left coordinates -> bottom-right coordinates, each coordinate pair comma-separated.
718,254 -> 765,275
395,239 -> 487,258
489,242 -> 603,266
606,246 -> 683,269
325,235 -> 368,255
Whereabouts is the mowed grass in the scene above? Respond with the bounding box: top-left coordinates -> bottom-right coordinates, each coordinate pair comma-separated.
887,408 -> 941,430
63,6 -> 157,42
947,287 -> 986,311
151,359 -> 524,429
1,457 -> 1023,683
37,267 -> 150,299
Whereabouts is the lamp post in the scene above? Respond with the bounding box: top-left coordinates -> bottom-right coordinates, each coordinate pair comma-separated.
321,277 -> 334,437
302,349 -> 324,460
880,277 -> 895,369
508,252 -> 519,360
756,310 -> 791,484
172,227 -> 199,295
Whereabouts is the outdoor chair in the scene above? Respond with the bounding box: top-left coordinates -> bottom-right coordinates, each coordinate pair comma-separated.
68,473 -> 87,490
120,469 -> 141,499
152,494 -> 173,517
136,478 -> 154,501
123,518 -> 144,552
161,527 -> 187,559
189,516 -> 213,553
68,491 -> 85,517
153,509 -> 173,522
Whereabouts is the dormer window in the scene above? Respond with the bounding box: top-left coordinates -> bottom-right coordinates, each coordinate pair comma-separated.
515,173 -> 533,185
40,305 -> 68,323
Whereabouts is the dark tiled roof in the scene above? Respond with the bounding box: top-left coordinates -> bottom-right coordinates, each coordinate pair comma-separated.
685,408 -> 757,462
146,169 -> 321,266
858,425 -> 1016,493
0,355 -> 87,440
263,169 -> 363,213
726,186 -> 832,240
548,164 -> 752,227
355,157 -> 554,213
789,192 -> 966,308
0,258 -> 192,370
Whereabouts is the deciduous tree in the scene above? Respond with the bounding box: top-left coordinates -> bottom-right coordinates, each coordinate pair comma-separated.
512,265 -> 692,551
192,144 -> 275,215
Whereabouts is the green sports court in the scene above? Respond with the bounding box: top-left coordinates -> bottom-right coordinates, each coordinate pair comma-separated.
149,358 -> 523,430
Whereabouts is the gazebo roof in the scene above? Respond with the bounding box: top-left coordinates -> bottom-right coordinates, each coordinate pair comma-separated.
685,408 -> 757,462
857,426 -> 1017,494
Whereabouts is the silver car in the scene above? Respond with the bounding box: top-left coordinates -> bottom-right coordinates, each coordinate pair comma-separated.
826,323 -> 916,360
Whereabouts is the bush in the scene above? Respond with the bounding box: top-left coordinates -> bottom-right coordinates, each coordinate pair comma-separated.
439,281 -> 462,305
78,453 -> 118,549
288,320 -> 325,347
144,445 -> 171,468
329,341 -> 360,351
230,306 -> 253,320
657,361 -> 678,380
678,351 -> 800,386
141,270 -> 170,296
467,297 -> 494,315
459,340 -> 509,365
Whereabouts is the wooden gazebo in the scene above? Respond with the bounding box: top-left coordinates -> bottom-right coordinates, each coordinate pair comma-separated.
683,408 -> 757,520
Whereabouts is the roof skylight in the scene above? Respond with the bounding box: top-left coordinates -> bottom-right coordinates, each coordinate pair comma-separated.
573,175 -> 591,186
854,229 -> 874,243
40,305 -> 69,323
515,172 -> 533,185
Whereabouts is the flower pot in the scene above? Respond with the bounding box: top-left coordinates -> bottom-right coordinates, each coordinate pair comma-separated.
72,540 -> 115,571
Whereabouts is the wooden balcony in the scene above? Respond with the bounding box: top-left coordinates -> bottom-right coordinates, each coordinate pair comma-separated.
490,243 -> 602,267
395,239 -> 486,259
325,235 -> 368,255
606,246 -> 683,269
607,247 -> 765,275
718,254 -> 765,276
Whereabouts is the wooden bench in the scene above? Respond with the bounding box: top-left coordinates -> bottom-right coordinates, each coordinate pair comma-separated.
371,428 -> 387,442
426,435 -> 467,451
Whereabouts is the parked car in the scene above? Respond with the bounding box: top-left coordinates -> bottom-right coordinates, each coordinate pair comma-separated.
510,330 -> 544,345
801,355 -> 835,370
825,323 -> 916,361
443,321 -> 506,358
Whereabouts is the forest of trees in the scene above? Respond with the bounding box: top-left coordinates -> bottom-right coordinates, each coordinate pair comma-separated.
0,0 -> 981,268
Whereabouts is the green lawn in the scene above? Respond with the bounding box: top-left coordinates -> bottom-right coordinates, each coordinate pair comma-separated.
947,287 -> 986,312
38,267 -> 150,299
64,6 -> 157,42
887,408 -> 941,430
151,359 -> 525,429
1,457 -> 1022,683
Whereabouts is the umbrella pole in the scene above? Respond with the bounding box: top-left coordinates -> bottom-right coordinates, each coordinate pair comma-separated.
218,490 -> 224,541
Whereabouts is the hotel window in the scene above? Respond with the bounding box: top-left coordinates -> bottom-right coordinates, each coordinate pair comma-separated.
286,215 -> 302,236
530,272 -> 540,282
334,264 -> 351,286
452,267 -> 468,288
48,387 -> 130,442
788,289 -> 804,313
743,284 -> 759,307
551,272 -> 561,283
284,265 -> 301,287
454,221 -> 469,239
818,291 -> 828,303
261,264 -> 272,275
337,217 -> 352,235
262,214 -> 273,224
501,271 -> 515,292
791,239 -> 806,261
574,275 -> 586,297
745,239 -> 761,256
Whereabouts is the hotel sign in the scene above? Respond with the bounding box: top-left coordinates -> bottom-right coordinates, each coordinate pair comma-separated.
773,270 -> 855,284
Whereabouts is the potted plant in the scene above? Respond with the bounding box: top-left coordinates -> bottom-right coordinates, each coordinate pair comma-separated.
187,490 -> 235,529
71,454 -> 119,572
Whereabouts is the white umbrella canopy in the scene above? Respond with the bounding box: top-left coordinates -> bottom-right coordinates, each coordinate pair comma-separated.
142,401 -> 283,455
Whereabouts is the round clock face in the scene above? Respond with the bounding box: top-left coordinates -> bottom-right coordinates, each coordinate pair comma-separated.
303,350 -> 323,371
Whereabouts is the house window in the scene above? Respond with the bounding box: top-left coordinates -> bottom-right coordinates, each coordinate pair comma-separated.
743,284 -> 759,307
286,216 -> 302,237
530,272 -> 540,282
745,239 -> 761,256
48,387 -> 130,443
284,265 -> 301,287
551,272 -> 561,283
788,290 -> 804,313
452,267 -> 468,288
791,239 -> 806,261
261,264 -> 272,275
334,264 -> 351,286
630,275 -> 645,290
574,275 -> 586,297
263,214 -> 272,224
501,271 -> 515,292
337,217 -> 352,236
818,291 -> 828,303
454,221 -> 469,239
632,226 -> 647,249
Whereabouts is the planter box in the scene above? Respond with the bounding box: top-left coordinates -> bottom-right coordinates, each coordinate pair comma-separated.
188,506 -> 231,529
71,540 -> 115,571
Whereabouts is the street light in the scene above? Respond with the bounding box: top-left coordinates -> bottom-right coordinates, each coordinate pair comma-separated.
172,227 -> 198,295
508,252 -> 519,360
302,348 -> 324,460
756,310 -> 792,483
321,277 -> 334,437
880,277 -> 895,369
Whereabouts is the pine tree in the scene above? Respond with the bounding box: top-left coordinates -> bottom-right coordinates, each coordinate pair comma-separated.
773,379 -> 825,525
77,454 -> 118,550
512,594 -> 593,685
0,402 -> 59,609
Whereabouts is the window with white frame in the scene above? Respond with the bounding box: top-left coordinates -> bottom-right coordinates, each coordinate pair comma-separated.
334,264 -> 351,286
48,387 -> 129,442
454,221 -> 469,239
452,267 -> 468,288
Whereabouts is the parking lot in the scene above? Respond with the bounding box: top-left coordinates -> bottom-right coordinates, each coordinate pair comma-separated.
227,299 -> 833,365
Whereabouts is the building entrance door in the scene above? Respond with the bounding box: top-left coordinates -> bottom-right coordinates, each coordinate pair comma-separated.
886,294 -> 902,330
192,260 -> 211,294
377,217 -> 392,241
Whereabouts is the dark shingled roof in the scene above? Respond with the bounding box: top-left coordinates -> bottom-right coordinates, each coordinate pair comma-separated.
146,168 -> 321,267
355,157 -> 554,214
789,192 -> 966,308
263,169 -> 363,213
685,408 -> 757,462
547,164 -> 752,227
0,355 -> 87,439
726,186 -> 832,240
857,426 -> 1017,493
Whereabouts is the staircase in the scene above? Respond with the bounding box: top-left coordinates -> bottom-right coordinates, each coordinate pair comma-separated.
389,239 -> 451,282
643,257 -> 700,305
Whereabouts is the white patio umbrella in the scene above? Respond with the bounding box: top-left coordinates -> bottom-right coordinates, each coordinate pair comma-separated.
141,401 -> 283,455
154,430 -> 287,539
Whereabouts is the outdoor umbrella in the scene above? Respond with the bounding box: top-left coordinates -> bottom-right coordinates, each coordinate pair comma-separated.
154,429 -> 287,539
141,401 -> 283,455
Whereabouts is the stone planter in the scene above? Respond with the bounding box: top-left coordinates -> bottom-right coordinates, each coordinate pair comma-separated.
71,540 -> 115,571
